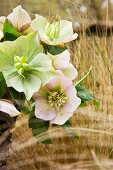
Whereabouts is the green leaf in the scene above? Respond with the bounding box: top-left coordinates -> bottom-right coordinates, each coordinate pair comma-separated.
63,120 -> 80,139
0,72 -> 7,98
29,113 -> 52,144
44,44 -> 67,55
75,65 -> 92,86
9,87 -> 25,100
79,101 -> 88,107
94,99 -> 100,111
3,19 -> 20,41
76,85 -> 94,102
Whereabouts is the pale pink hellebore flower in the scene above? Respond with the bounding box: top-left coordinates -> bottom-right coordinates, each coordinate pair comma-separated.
48,50 -> 78,80
33,75 -> 81,125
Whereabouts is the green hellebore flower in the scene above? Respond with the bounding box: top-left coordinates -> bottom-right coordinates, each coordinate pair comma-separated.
0,32 -> 58,100
31,14 -> 78,46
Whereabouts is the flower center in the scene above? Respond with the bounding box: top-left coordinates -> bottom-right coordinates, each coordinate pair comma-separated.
47,89 -> 67,111
14,56 -> 30,77
45,22 -> 60,41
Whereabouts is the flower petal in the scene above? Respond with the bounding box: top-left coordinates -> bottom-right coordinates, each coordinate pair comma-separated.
7,5 -> 31,31
46,73 -> 72,90
29,53 -> 53,70
31,14 -> 48,39
0,100 -> 20,117
14,32 -> 43,62
63,86 -> 81,113
41,20 -> 78,45
50,111 -> 73,125
29,53 -> 58,86
3,69 -> 42,101
35,97 -> 56,121
51,50 -> 70,70
0,29 -> 4,41
62,63 -> 78,80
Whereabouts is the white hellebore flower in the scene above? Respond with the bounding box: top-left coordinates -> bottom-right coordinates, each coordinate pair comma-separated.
0,100 -> 20,117
31,14 -> 78,46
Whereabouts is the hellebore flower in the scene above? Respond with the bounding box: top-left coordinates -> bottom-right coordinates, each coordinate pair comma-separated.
7,5 -> 31,33
31,14 -> 78,46
0,32 -> 57,100
33,75 -> 81,125
0,100 -> 20,117
48,50 -> 78,80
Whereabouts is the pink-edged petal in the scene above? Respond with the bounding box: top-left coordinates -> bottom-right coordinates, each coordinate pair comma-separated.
52,50 -> 70,70
35,97 -> 56,121
62,63 -> 78,80
0,29 -> 3,40
46,73 -> 72,90
7,5 -> 31,31
63,86 -> 81,113
50,111 -> 73,125
0,100 -> 20,117
0,16 -> 6,25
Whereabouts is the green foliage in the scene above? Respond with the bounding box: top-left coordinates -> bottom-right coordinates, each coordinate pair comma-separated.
76,85 -> 100,109
3,19 -> 20,41
44,44 -> 67,55
76,85 -> 94,107
29,113 -> 52,144
76,85 -> 94,102
0,72 -> 7,98
75,66 -> 100,109
75,66 -> 92,86
9,87 -> 25,100
63,120 -> 80,139
94,99 -> 100,111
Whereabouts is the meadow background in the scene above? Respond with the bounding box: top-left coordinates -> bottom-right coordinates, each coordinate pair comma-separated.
0,0 -> 113,169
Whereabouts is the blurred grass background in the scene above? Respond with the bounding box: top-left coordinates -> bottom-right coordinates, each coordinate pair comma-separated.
0,0 -> 113,169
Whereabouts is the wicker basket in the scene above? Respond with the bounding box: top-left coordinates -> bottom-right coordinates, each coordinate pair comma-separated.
0,112 -> 16,169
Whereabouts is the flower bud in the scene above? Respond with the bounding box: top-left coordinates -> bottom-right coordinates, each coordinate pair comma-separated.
20,56 -> 27,63
14,62 -> 22,69
14,56 -> 21,62
22,63 -> 29,71
18,68 -> 24,77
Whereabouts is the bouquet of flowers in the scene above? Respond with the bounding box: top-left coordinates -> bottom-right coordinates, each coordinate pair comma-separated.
0,6 -> 99,145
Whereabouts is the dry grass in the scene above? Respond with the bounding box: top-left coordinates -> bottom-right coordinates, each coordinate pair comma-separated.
0,0 -> 113,169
